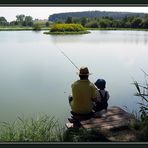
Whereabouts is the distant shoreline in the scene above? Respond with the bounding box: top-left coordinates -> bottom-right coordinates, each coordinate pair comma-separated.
0,27 -> 49,31
87,28 -> 148,31
44,31 -> 90,35
0,27 -> 148,31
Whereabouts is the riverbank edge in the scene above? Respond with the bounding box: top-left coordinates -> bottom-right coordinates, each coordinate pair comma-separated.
43,30 -> 90,35
87,28 -> 148,31
0,110 -> 142,142
0,27 -> 49,31
1,27 -> 148,31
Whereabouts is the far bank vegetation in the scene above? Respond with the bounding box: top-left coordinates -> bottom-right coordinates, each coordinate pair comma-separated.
48,11 -> 148,29
44,23 -> 90,35
1,11 -> 148,31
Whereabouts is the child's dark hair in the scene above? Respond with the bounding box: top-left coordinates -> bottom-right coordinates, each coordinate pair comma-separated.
95,79 -> 106,90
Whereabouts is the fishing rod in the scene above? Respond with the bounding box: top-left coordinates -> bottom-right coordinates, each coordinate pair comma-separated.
54,44 -> 79,71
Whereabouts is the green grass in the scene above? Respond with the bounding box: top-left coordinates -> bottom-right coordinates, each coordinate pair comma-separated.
1,26 -> 148,32
0,112 -> 147,142
0,26 -> 50,31
87,27 -> 148,31
44,31 -> 90,35
0,115 -> 64,142
0,115 -> 110,142
63,128 -> 110,142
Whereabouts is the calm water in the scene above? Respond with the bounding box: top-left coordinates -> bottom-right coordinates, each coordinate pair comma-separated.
0,30 -> 148,124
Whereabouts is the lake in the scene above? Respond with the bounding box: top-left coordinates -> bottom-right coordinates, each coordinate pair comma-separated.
0,30 -> 148,124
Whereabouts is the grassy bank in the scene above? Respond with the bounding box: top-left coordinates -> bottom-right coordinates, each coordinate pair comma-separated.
44,31 -> 90,35
0,115 -> 64,142
0,26 -> 50,31
0,114 -> 109,142
131,70 -> 148,141
87,28 -> 148,31
1,26 -> 148,32
0,113 -> 147,142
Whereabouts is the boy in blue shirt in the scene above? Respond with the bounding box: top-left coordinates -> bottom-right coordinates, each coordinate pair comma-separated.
93,79 -> 110,112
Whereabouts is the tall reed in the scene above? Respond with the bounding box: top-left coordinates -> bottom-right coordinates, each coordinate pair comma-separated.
132,69 -> 148,141
133,69 -> 148,122
0,115 -> 64,142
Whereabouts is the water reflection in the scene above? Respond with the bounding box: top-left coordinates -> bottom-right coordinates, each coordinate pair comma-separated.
0,30 -> 148,123
49,30 -> 148,45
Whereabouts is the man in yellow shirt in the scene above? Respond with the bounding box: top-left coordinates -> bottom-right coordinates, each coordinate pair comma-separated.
69,66 -> 97,116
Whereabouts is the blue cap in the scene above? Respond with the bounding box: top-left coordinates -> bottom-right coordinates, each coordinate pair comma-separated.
95,79 -> 106,89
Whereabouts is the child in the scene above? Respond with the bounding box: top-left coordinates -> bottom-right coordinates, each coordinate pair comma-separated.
93,79 -> 110,113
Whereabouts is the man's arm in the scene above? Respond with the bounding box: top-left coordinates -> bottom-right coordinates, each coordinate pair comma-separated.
91,84 -> 97,102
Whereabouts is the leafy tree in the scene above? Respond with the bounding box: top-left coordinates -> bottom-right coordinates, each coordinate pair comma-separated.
102,16 -> 114,20
111,20 -> 122,28
85,21 -> 99,28
45,22 -> 50,27
24,16 -> 33,26
56,21 -> 63,24
16,14 -> 25,25
142,15 -> 148,29
0,17 -> 8,26
49,11 -> 146,22
131,17 -> 143,28
15,15 -> 33,27
80,17 -> 87,27
99,19 -> 109,28
65,17 -> 73,24
73,18 -> 81,24
33,23 -> 41,31
9,21 -> 18,26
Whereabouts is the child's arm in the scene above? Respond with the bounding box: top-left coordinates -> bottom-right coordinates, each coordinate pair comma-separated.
96,90 -> 102,102
106,91 -> 110,100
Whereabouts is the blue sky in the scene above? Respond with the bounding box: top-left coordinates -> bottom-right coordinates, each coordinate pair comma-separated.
0,7 -> 148,21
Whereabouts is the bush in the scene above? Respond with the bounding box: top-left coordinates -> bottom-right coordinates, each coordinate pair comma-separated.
33,23 -> 41,31
50,23 -> 86,32
85,21 -> 99,28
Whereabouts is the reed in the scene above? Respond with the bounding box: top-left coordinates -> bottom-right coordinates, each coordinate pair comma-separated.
133,69 -> 148,122
0,115 -> 64,142
131,69 -> 148,141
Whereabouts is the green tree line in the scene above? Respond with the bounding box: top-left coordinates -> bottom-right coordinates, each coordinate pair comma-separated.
0,14 -> 50,28
48,11 -> 146,22
0,14 -> 33,26
1,14 -> 148,29
62,15 -> 148,29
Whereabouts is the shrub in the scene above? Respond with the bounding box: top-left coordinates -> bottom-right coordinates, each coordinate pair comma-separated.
85,21 -> 99,28
50,23 -> 86,32
33,23 -> 41,31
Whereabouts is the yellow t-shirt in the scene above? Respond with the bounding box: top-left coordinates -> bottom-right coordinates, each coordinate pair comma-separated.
70,80 -> 97,114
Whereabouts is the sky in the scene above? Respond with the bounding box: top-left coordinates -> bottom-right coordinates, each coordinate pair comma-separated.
0,7 -> 148,22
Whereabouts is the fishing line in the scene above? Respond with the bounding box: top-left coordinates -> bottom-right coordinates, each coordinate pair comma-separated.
54,44 -> 79,71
